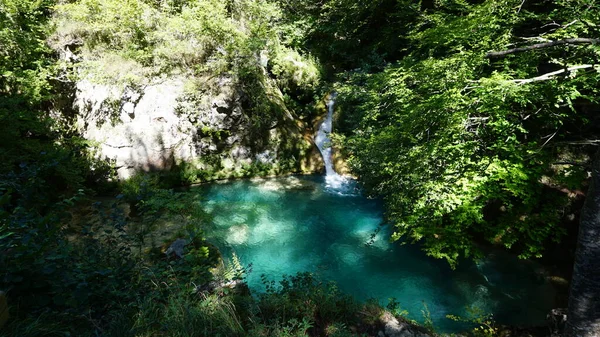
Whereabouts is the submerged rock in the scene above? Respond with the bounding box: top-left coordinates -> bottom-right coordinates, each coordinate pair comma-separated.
226,224 -> 250,245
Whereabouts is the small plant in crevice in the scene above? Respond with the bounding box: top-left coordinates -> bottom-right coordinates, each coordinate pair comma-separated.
421,301 -> 435,332
386,297 -> 409,317
447,306 -> 498,337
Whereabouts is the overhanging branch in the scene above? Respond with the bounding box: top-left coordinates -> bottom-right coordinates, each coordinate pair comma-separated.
486,38 -> 600,58
511,65 -> 595,85
468,65 -> 596,85
553,140 -> 600,146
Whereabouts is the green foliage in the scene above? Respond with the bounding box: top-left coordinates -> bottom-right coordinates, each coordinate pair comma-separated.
274,0 -> 421,70
270,47 -> 321,92
0,0 -> 55,102
104,290 -> 246,337
335,0 -> 600,266
0,0 -> 118,323
2,174 -> 221,335
254,273 -> 361,336
447,306 -> 499,337
386,297 -> 409,318
2,195 -> 139,326
0,313 -> 72,337
53,0 -> 322,135
97,270 -> 371,337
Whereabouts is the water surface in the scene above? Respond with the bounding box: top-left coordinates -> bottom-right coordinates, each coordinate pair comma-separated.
198,176 -> 556,332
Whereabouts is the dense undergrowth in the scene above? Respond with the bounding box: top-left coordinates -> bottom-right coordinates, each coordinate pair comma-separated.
1,173 -> 387,337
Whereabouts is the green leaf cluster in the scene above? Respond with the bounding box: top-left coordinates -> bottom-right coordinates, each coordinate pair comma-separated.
335,0 -> 600,266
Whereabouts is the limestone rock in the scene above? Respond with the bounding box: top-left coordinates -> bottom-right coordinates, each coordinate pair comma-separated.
74,78 -> 194,178
380,311 -> 431,337
165,238 -> 188,258
72,76 -> 324,180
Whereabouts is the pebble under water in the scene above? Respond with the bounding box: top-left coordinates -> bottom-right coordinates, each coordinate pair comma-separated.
198,175 -> 556,333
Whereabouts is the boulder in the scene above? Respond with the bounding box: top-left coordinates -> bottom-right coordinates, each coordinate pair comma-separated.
165,238 -> 188,258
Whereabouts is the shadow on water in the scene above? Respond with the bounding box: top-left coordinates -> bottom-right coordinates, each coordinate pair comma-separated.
195,175 -> 557,333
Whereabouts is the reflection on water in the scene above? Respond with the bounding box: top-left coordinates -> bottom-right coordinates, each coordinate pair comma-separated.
197,176 -> 556,332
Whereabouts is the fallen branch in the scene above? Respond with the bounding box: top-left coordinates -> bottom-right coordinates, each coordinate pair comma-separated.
486,38 -> 600,58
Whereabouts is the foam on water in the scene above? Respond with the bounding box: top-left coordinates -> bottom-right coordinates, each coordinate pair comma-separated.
198,176 -> 556,333
314,92 -> 359,195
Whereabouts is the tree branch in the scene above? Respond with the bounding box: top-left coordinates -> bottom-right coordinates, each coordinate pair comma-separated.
469,65 -> 596,85
554,140 -> 600,146
552,161 -> 589,167
511,65 -> 594,85
486,38 -> 600,58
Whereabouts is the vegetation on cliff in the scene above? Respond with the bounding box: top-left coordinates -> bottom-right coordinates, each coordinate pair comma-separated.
51,0 -> 323,133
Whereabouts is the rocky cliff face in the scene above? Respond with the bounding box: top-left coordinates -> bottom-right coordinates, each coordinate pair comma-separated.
71,75 -> 324,180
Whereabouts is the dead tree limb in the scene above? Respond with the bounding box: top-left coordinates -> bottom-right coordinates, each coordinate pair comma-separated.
468,65 -> 596,85
486,38 -> 600,58
511,64 -> 595,85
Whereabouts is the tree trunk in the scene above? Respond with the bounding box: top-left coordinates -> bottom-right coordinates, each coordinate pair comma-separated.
565,152 -> 600,337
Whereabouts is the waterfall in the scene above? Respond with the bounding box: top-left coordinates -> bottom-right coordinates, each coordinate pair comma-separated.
315,93 -> 347,189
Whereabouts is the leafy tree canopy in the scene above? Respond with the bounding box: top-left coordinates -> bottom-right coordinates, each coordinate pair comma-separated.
334,0 -> 600,266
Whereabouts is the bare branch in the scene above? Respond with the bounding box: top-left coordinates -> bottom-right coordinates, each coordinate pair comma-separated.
540,22 -> 561,29
554,140 -> 600,146
516,36 -> 551,42
562,20 -> 579,29
522,108 -> 542,120
486,38 -> 599,58
517,0 -> 525,13
469,65 -> 595,86
511,65 -> 595,85
541,129 -> 560,148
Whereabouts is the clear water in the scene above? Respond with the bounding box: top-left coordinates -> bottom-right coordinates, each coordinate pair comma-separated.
198,175 -> 556,333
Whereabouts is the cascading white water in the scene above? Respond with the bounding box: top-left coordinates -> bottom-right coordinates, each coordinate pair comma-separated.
315,93 -> 348,189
